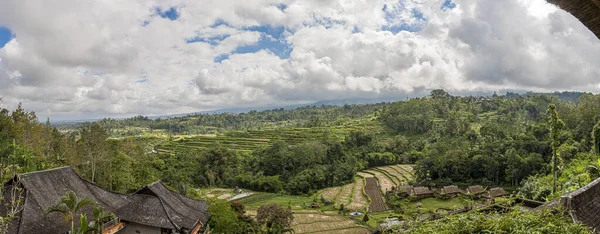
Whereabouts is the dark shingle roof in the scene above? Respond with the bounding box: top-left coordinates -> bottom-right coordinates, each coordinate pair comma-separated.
558,176 -> 600,232
548,0 -> 600,39
123,181 -> 211,231
1,167 -> 211,234
0,167 -> 130,234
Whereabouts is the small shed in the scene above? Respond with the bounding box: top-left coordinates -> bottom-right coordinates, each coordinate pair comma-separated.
411,186 -> 434,199
398,185 -> 413,195
486,187 -> 507,198
467,185 -> 485,196
441,185 -> 461,197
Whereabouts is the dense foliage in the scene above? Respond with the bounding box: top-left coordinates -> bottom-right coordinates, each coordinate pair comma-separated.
390,209 -> 593,233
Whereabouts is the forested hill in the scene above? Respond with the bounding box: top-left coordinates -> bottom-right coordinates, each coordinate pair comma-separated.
54,91 -> 588,137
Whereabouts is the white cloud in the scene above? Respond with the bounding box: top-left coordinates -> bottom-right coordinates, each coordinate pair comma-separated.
0,0 -> 599,120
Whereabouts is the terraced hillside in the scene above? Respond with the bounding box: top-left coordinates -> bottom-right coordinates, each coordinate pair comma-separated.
154,118 -> 393,154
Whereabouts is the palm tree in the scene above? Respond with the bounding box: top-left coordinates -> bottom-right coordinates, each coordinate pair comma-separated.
46,191 -> 96,233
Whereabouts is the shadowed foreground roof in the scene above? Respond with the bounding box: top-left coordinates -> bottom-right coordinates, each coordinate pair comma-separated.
548,0 -> 600,39
123,181 -> 211,231
1,167 -> 210,234
557,176 -> 600,233
1,167 -> 130,234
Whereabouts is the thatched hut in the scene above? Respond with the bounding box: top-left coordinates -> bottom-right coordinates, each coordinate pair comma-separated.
0,167 -> 210,234
467,185 -> 485,196
441,185 -> 461,197
399,185 -> 414,194
411,186 -> 434,199
548,0 -> 600,39
485,187 -> 508,198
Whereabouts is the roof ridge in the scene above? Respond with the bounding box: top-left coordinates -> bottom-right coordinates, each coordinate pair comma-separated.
156,193 -> 181,231
17,166 -> 72,177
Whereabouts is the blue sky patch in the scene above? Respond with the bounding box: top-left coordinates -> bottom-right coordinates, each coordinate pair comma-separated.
210,19 -> 230,28
382,5 -> 428,34
204,20 -> 292,62
441,0 -> 457,11
275,3 -> 287,11
214,53 -> 229,63
156,7 -> 179,21
186,34 -> 231,46
0,27 -> 14,49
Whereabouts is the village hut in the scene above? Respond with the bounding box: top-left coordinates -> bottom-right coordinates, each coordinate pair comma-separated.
411,186 -> 434,199
485,187 -> 508,199
467,185 -> 486,196
398,185 -> 413,196
117,181 -> 210,234
441,185 -> 461,197
0,166 -> 210,234
547,0 -> 600,39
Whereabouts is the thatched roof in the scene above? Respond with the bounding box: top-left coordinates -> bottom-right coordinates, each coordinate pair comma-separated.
467,185 -> 485,195
412,186 -> 433,196
122,181 -> 210,232
487,187 -> 507,198
0,167 -> 210,234
399,185 -> 413,194
0,167 -> 130,234
442,185 -> 460,195
554,176 -> 600,232
548,0 -> 600,39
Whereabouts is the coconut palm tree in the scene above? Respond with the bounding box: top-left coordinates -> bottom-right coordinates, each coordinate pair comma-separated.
45,191 -> 96,233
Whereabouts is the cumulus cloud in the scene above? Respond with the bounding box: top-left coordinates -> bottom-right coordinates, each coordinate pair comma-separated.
0,0 -> 599,120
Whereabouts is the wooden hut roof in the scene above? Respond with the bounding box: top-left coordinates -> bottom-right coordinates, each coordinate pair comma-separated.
467,185 -> 485,195
0,166 -> 130,234
124,181 -> 210,232
488,188 -> 507,198
556,176 -> 600,232
548,0 -> 600,39
399,185 -> 413,194
442,185 -> 460,195
412,186 -> 433,195
0,167 -> 211,234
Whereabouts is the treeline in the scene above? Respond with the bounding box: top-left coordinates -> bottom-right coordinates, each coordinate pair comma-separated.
55,103 -> 388,137
378,90 -> 600,201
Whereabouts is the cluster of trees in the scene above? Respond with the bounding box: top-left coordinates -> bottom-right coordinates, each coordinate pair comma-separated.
379,91 -> 600,201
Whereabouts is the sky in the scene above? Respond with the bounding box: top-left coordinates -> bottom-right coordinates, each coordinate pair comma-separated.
0,0 -> 599,120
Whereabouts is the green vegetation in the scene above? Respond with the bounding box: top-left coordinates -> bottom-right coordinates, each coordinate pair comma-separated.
3,90 -> 600,232
390,209 -> 592,234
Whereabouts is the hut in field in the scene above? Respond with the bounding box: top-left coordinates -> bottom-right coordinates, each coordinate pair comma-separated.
398,185 -> 413,196
467,185 -> 485,196
441,185 -> 461,197
485,187 -> 508,199
547,0 -> 600,39
411,186 -> 434,199
0,167 -> 210,234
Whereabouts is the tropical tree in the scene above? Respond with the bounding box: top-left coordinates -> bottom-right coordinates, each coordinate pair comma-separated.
256,203 -> 294,233
45,191 -> 96,233
547,104 -> 565,193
